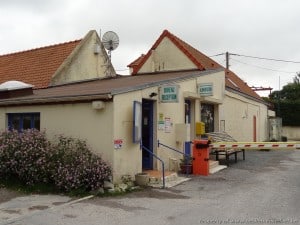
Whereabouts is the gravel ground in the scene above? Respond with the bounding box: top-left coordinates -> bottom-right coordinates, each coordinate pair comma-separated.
0,149 -> 299,225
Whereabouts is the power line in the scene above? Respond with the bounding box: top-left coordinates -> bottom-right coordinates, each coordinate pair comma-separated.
211,52 -> 300,64
230,58 -> 297,74
230,53 -> 300,64
209,53 -> 225,57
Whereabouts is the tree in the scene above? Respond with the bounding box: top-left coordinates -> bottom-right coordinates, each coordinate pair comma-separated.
269,74 -> 300,126
293,72 -> 300,84
269,74 -> 300,102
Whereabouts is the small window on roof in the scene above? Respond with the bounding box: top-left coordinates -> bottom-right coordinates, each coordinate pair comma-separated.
0,80 -> 33,91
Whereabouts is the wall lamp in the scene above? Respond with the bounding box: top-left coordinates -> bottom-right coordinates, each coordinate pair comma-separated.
149,92 -> 158,98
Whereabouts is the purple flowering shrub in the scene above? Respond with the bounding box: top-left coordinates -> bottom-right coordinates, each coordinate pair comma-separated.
0,129 -> 53,185
0,129 -> 21,176
15,129 -> 53,185
0,130 -> 112,192
51,135 -> 112,192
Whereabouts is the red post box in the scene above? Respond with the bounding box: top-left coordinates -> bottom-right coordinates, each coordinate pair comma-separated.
192,139 -> 210,176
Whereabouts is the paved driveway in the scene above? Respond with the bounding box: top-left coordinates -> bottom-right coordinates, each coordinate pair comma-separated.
1,150 -> 300,225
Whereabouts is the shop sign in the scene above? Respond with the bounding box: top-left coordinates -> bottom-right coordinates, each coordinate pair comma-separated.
159,85 -> 179,102
198,83 -> 213,96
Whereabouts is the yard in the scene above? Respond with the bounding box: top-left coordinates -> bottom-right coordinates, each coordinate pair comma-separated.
0,149 -> 299,225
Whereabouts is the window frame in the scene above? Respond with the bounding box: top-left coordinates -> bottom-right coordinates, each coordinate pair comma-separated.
7,113 -> 40,132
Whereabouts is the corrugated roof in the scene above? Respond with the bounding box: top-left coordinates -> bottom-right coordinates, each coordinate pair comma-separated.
0,40 -> 81,89
128,29 -> 262,100
0,69 -> 222,105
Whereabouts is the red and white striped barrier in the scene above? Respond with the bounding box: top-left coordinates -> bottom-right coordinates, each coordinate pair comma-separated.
210,142 -> 300,150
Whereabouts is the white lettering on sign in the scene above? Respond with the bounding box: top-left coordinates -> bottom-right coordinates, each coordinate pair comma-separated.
160,85 -> 179,102
198,83 -> 213,96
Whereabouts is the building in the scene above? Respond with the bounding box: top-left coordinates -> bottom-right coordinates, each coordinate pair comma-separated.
128,30 -> 271,142
0,30 -> 272,182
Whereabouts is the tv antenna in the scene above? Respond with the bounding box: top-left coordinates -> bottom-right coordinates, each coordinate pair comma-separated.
102,31 -> 119,61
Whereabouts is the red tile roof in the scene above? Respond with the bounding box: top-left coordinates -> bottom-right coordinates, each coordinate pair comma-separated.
128,54 -> 146,67
128,29 -> 261,100
0,40 -> 81,89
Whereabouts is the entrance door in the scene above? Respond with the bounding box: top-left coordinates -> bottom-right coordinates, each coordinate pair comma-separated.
142,99 -> 154,170
253,116 -> 257,142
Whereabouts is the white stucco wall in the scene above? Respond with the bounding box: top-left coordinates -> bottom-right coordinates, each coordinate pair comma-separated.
51,31 -> 115,85
111,71 -> 226,176
112,91 -> 143,182
196,71 -> 225,101
220,91 -> 269,141
139,37 -> 197,73
0,102 -> 114,166
282,126 -> 300,141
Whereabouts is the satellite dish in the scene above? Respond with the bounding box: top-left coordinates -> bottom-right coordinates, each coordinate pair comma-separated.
102,31 -> 119,51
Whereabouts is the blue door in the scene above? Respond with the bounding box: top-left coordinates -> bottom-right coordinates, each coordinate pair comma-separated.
142,99 -> 154,170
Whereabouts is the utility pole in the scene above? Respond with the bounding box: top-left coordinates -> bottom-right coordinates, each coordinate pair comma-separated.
277,75 -> 281,117
226,52 -> 229,71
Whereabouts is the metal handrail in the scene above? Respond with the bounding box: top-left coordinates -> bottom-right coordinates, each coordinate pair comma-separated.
157,140 -> 191,158
141,145 -> 165,188
157,140 -> 193,175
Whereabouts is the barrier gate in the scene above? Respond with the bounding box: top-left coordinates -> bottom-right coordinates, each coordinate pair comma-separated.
192,140 -> 300,176
210,142 -> 300,150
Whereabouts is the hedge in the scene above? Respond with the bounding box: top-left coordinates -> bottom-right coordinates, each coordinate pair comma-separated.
0,129 -> 112,192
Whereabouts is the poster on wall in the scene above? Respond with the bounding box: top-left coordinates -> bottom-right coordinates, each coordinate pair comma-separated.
114,139 -> 123,149
165,117 -> 172,133
158,113 -> 165,130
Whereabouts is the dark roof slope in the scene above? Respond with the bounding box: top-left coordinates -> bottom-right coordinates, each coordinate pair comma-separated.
0,69 -> 222,106
128,29 -> 261,100
0,40 -> 81,89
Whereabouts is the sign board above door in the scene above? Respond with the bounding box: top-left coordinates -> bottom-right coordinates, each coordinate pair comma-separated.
198,83 -> 213,96
159,85 -> 179,103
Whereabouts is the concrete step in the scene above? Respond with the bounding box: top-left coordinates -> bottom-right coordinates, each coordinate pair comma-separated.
147,171 -> 190,188
210,165 -> 227,174
209,160 -> 219,169
209,160 -> 227,174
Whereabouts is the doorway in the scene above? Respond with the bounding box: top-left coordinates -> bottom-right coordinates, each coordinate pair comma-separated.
201,103 -> 215,133
142,99 -> 154,170
253,116 -> 257,142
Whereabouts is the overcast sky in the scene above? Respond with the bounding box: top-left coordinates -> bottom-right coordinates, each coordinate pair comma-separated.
1,0 -> 299,96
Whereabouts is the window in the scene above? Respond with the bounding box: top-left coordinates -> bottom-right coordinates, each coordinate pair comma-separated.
7,113 -> 40,131
201,104 -> 214,133
133,101 -> 142,143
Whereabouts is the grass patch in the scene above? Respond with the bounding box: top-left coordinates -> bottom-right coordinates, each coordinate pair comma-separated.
0,177 -> 138,198
1,176 -> 142,198
0,176 -> 60,195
